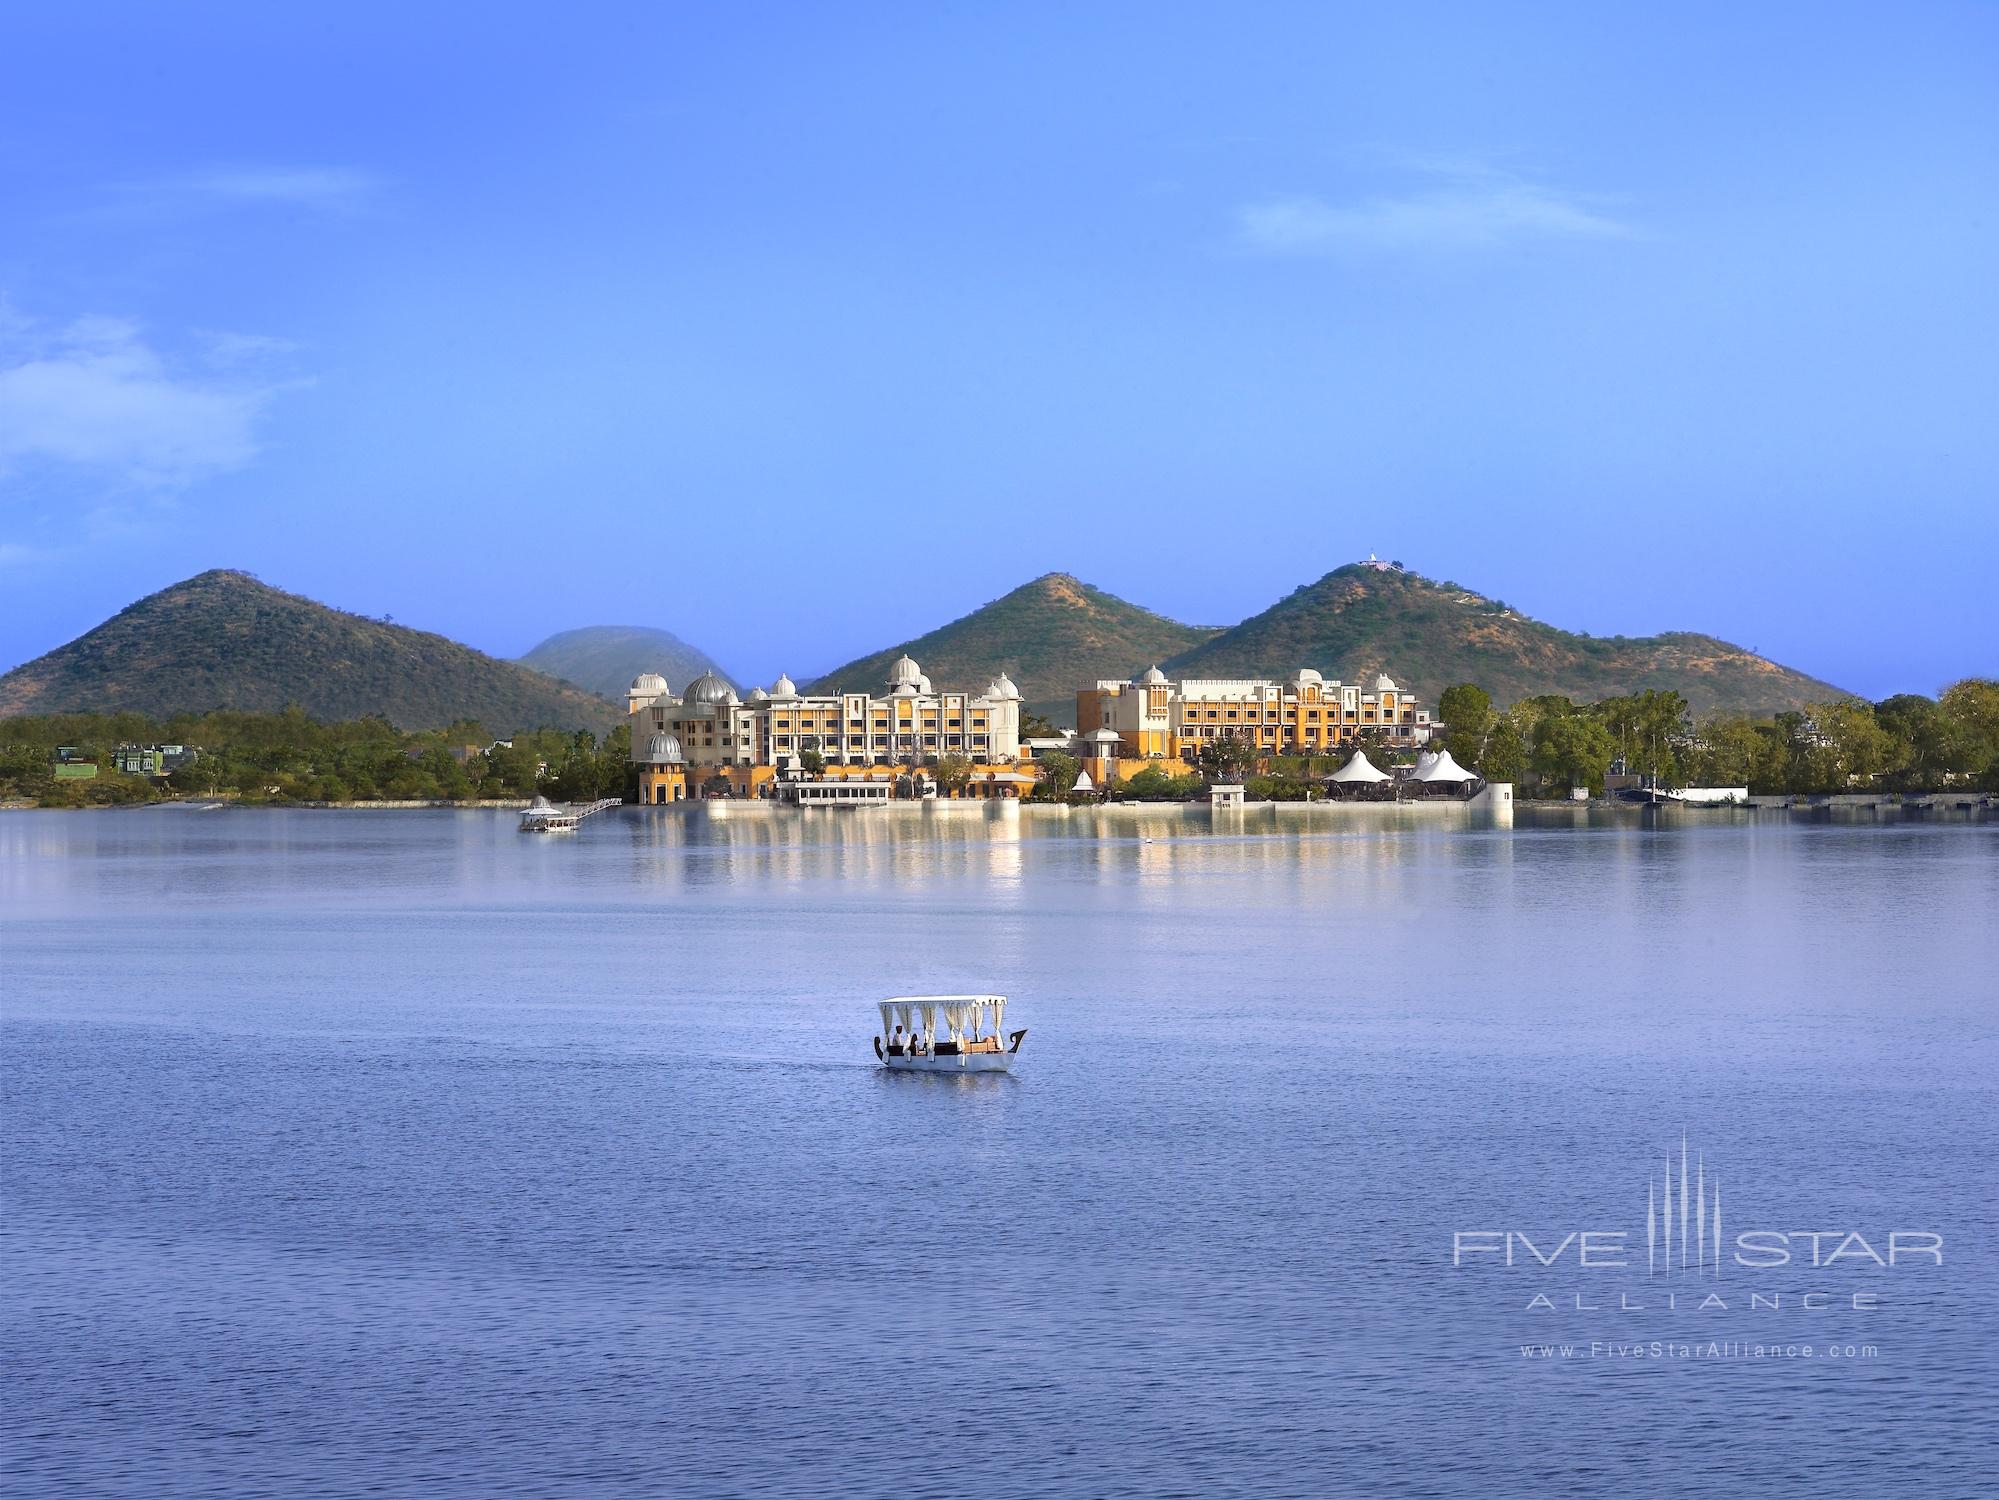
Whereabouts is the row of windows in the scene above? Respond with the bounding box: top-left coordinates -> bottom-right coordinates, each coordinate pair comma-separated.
1172,724 -> 1423,741
771,735 -> 989,749
791,724 -> 979,736
1176,707 -> 1422,723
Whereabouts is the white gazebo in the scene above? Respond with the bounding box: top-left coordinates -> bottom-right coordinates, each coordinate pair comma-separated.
1326,750 -> 1391,785
1412,747 -> 1476,783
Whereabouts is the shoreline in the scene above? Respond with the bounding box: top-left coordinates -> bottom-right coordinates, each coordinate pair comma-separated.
5,794 -> 1990,817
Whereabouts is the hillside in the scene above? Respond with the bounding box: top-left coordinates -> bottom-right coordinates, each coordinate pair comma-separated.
0,571 -> 619,732
1164,564 -> 1844,713
520,625 -> 734,701
806,573 -> 1220,719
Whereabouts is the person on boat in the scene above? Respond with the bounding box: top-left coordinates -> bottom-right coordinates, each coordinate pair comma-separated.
910,1029 -> 928,1056
887,1025 -> 906,1057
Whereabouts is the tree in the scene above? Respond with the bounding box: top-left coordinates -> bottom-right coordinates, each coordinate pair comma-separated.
1938,678 -> 1999,745
1794,699 -> 1896,790
1479,718 -> 1528,784
933,753 -> 972,795
1937,678 -> 1999,785
1438,684 -> 1494,768
1198,732 -> 1258,784
1034,751 -> 1081,797
1681,713 -> 1765,787
1592,689 -> 1686,782
798,749 -> 825,775
1019,711 -> 1061,740
1533,714 -> 1616,795
1872,695 -> 1973,786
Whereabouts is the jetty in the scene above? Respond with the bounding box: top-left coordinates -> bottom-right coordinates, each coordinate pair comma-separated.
519,796 -> 622,832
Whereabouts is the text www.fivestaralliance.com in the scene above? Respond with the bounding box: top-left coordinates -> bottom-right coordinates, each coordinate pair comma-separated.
1520,1340 -> 1879,1361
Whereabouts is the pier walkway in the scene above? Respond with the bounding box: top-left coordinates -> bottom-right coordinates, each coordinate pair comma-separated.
520,797 -> 624,832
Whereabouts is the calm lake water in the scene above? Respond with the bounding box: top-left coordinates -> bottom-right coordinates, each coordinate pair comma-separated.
3,803 -> 1996,1498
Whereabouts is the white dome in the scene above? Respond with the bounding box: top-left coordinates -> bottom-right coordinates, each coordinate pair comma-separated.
630,672 -> 670,695
888,654 -> 922,686
1373,674 -> 1397,693
746,686 -> 770,703
1292,668 -> 1323,686
684,671 -> 737,706
771,672 -> 799,699
1139,665 -> 1168,686
992,673 -> 1021,701
644,733 -> 685,764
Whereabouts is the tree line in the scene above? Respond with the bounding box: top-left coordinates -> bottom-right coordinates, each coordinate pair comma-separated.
0,708 -> 633,807
1436,680 -> 1999,797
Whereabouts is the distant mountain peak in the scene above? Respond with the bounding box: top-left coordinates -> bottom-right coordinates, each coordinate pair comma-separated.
0,571 -> 617,732
805,572 -> 1220,714
519,625 -> 734,701
1164,561 -> 1842,713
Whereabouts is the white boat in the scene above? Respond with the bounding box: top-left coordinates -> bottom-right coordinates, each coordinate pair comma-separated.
519,794 -> 579,832
874,995 -> 1026,1073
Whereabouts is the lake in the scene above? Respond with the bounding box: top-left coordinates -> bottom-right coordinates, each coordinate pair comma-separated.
3,804 -> 1995,1498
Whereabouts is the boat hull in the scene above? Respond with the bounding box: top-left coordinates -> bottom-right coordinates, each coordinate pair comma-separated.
875,1028 -> 1026,1073
880,1051 -> 1017,1073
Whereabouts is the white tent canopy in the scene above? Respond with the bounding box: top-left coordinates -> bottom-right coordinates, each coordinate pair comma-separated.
1326,750 -> 1390,784
1413,748 -> 1477,782
877,994 -> 1007,1043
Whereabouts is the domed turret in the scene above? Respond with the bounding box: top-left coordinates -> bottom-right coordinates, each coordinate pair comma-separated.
1139,665 -> 1168,686
888,654 -> 922,686
684,671 -> 737,707
644,732 -> 685,765
1292,668 -> 1323,686
746,686 -> 770,703
771,672 -> 799,699
990,673 -> 1021,701
1372,673 -> 1397,694
627,673 -> 672,712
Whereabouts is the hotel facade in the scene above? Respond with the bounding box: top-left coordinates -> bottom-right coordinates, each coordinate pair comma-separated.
628,656 -> 1027,802
1071,668 -> 1433,783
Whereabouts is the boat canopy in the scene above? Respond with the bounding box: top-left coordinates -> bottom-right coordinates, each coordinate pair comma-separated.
878,994 -> 1007,1042
1326,750 -> 1390,784
1412,748 -> 1477,782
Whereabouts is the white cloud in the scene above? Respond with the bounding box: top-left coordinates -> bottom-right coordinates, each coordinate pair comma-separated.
105,166 -> 382,216
1236,163 -> 1633,254
0,314 -> 288,493
171,166 -> 380,206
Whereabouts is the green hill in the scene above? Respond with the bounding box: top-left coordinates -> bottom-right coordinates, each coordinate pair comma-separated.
1164,564 -> 1844,713
0,570 -> 619,732
806,573 -> 1220,720
520,625 -> 734,701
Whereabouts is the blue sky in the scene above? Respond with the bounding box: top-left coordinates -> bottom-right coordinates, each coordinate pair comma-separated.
1,3 -> 1994,700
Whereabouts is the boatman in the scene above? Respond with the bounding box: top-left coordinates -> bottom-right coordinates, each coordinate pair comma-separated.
888,1024 -> 906,1057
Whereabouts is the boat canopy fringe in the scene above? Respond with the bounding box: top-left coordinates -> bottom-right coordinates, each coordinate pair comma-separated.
877,995 -> 1007,1041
